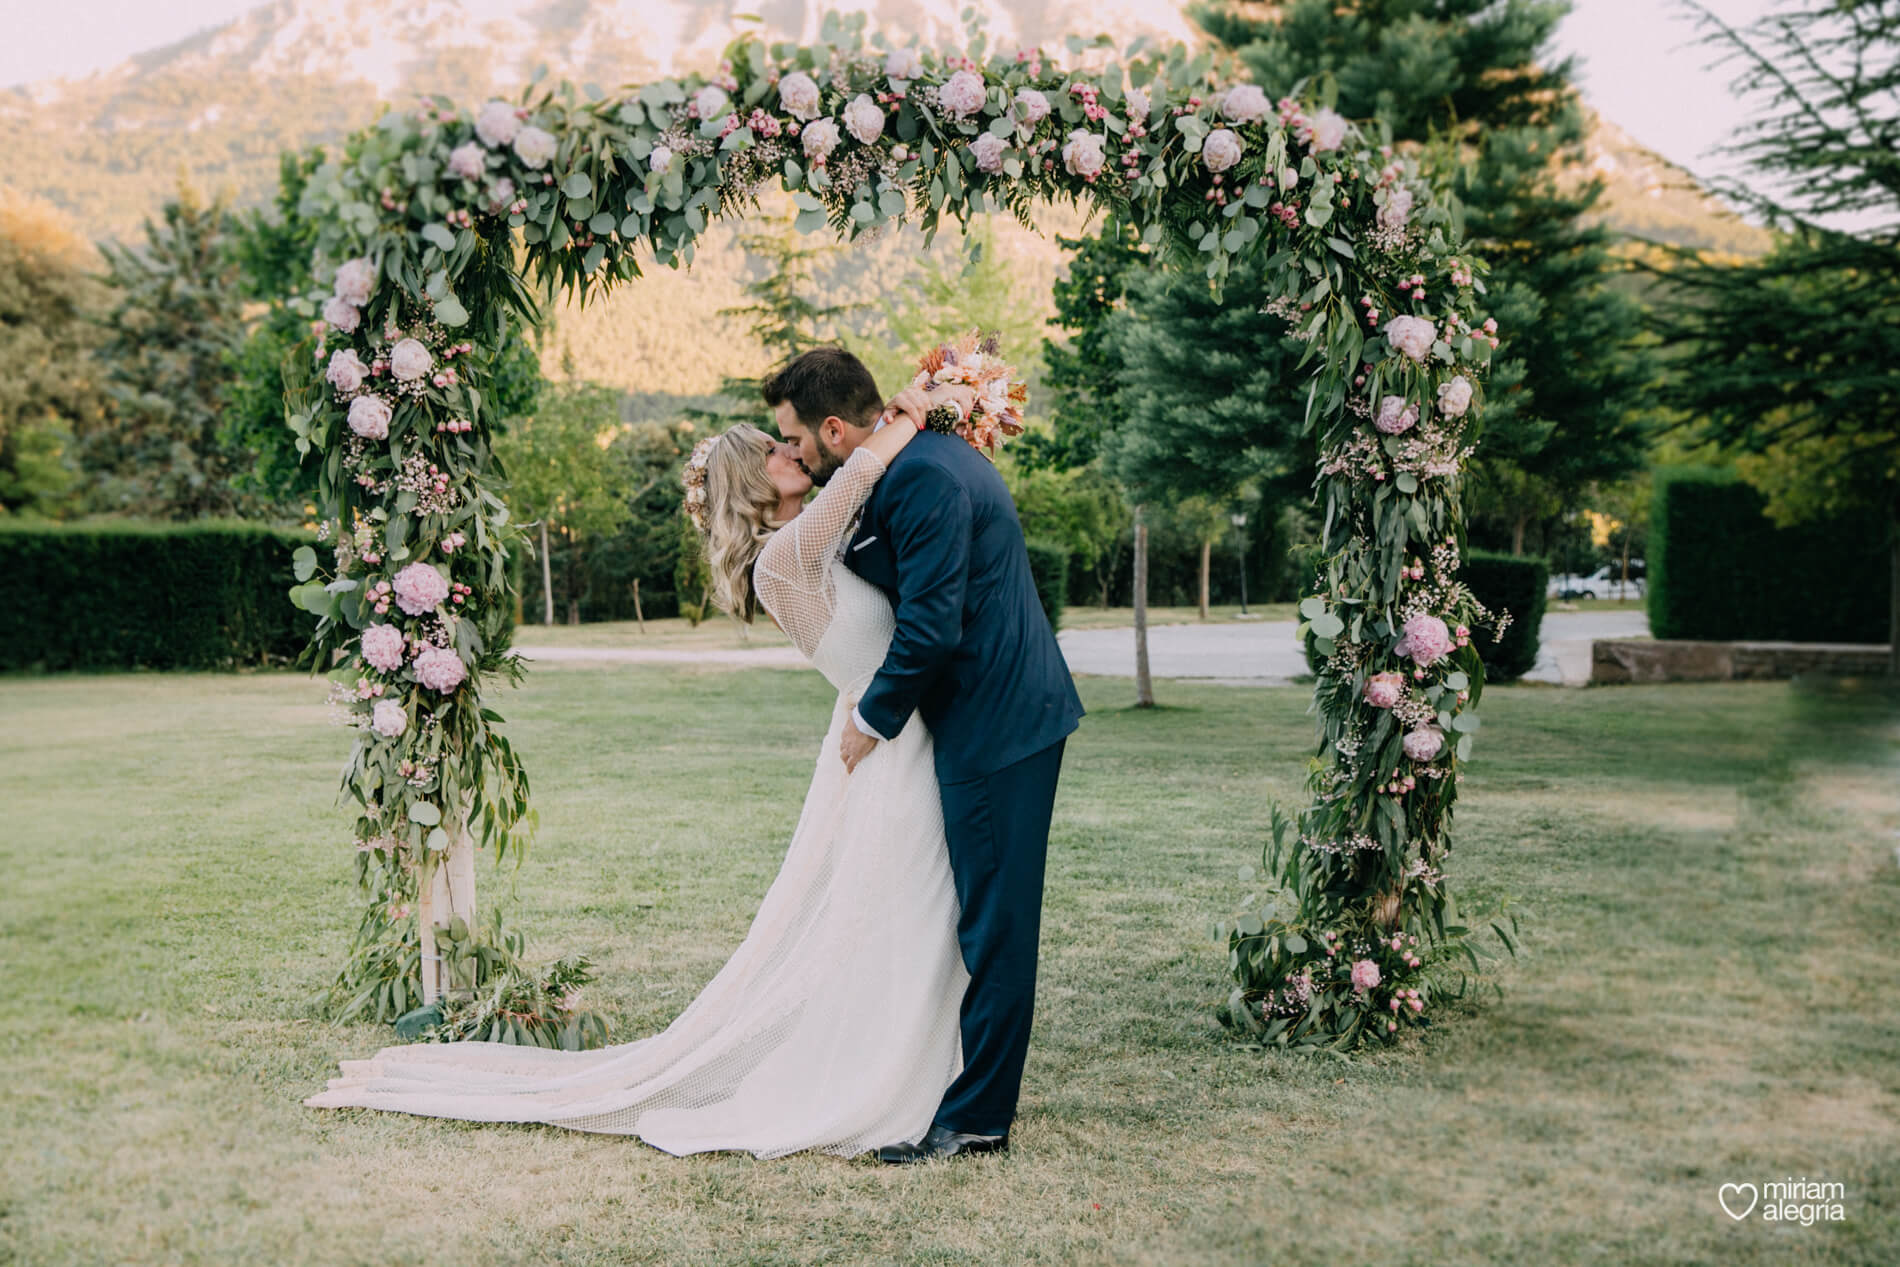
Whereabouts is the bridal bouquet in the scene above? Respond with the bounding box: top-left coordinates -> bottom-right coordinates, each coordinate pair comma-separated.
911,330 -> 1027,458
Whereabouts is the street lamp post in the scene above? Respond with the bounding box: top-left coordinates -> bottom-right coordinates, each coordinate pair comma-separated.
1231,511 -> 1249,616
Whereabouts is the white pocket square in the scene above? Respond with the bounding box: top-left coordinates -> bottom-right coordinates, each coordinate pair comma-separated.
851,536 -> 878,551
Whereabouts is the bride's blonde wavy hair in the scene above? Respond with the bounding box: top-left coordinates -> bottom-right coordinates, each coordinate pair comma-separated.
690,423 -> 789,623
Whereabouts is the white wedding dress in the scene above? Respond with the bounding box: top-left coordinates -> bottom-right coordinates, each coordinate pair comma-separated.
305,446 -> 968,1158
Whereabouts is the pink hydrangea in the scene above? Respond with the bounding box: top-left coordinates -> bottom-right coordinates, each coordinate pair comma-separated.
843,93 -> 885,145
347,395 -> 392,441
413,645 -> 468,693
1398,613 -> 1455,666
447,142 -> 486,182
778,71 -> 821,120
1403,725 -> 1446,761
971,131 -> 1007,174
1202,127 -> 1244,173
360,623 -> 406,672
1351,958 -> 1381,991
939,69 -> 986,119
475,100 -> 522,148
1376,395 -> 1419,435
1385,314 -> 1436,362
322,295 -> 360,334
390,338 -> 433,382
370,698 -> 407,738
1364,671 -> 1405,709
392,563 -> 450,616
326,348 -> 368,394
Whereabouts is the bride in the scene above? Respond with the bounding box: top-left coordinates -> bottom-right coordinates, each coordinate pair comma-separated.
304,382 -> 972,1159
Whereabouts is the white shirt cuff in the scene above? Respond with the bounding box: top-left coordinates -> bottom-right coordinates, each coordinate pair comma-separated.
851,707 -> 887,742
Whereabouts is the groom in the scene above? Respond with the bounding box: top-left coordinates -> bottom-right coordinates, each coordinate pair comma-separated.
763,347 -> 1085,1162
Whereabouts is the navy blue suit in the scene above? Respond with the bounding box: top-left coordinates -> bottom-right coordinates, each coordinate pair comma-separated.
844,429 -> 1084,1135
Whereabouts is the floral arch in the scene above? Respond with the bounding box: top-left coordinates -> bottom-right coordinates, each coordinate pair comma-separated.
287,14 -> 1505,1051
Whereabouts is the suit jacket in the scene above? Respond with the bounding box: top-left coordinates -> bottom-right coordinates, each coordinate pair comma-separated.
844,430 -> 1084,783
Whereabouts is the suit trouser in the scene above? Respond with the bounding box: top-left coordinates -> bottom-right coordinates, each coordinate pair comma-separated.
932,737 -> 1067,1136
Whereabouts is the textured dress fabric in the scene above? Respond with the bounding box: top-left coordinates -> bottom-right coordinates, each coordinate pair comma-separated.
303,447 -> 968,1159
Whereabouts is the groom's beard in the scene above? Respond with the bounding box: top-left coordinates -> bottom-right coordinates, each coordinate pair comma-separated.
804,433 -> 846,486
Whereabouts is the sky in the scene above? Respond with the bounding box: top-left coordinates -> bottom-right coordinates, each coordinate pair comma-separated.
1,0 -> 1782,193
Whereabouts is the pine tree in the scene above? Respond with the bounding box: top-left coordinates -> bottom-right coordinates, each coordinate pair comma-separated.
1652,0 -> 1900,669
1097,0 -> 1653,549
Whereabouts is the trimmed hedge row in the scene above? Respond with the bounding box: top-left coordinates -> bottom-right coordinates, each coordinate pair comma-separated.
1295,545 -> 1546,682
1025,538 -> 1070,635
1649,467 -> 1890,642
0,521 -> 319,671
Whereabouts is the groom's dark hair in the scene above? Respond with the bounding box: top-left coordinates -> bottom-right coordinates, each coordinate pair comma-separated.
761,347 -> 883,430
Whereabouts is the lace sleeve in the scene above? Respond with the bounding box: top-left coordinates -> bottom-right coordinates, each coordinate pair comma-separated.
754,446 -> 887,659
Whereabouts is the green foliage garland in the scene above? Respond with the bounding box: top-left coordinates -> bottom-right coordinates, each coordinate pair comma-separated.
291,14 -> 1507,1051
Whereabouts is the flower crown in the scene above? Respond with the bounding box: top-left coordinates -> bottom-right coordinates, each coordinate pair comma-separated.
680,433 -> 723,534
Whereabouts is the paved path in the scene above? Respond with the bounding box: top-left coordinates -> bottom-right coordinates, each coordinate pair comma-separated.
517,608 -> 1650,687
1056,609 -> 1650,687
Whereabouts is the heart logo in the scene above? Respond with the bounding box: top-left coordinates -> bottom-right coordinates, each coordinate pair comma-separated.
1719,1183 -> 1758,1221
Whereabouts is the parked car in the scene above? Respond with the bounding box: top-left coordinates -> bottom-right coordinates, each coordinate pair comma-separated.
1548,559 -> 1645,600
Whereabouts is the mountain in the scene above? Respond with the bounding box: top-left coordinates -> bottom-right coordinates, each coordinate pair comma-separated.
2,1 -> 1767,401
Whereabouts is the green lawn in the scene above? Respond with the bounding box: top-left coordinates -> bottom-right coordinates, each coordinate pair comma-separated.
3,665 -> 1896,1265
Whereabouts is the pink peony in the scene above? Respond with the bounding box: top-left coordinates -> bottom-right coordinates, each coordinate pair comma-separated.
360,623 -> 406,672
971,131 -> 1007,174
843,93 -> 885,145
447,142 -> 486,182
326,348 -> 368,394
485,177 -> 517,214
1403,725 -> 1446,761
1308,107 -> 1348,152
648,144 -> 673,174
332,258 -> 375,306
475,100 -> 522,148
1364,671 -> 1405,709
413,645 -> 468,693
1220,84 -> 1270,124
370,698 -> 407,738
1385,314 -> 1436,362
1437,375 -> 1473,418
390,338 -> 433,382
1398,613 -> 1455,666
693,85 -> 729,120
1201,127 -> 1244,173
800,119 -> 839,163
885,47 -> 925,85
392,562 -> 451,616
1125,87 -> 1151,120
322,295 -> 360,334
1376,395 -> 1419,435
1063,129 -> 1107,179
1013,87 -> 1051,126
512,125 -> 557,169
938,69 -> 986,119
347,394 -> 392,440
778,71 -> 822,120
1378,185 -> 1414,232
1351,958 -> 1381,991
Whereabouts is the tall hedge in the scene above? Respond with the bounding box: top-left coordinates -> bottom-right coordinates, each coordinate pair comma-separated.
1297,545 -> 1545,681
1025,538 -> 1070,635
0,521 -> 318,671
1460,549 -> 1548,682
1650,467 -> 1890,642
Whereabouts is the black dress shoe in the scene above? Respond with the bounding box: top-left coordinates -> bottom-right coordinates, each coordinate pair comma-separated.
876,1124 -> 1009,1164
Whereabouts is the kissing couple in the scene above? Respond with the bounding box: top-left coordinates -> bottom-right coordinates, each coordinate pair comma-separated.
307,344 -> 1086,1163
